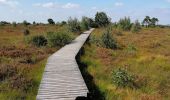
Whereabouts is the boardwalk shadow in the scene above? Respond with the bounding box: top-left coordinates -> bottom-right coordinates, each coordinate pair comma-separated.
76,42 -> 105,100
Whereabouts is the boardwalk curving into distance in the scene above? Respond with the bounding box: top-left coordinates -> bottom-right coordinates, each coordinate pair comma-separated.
37,28 -> 94,100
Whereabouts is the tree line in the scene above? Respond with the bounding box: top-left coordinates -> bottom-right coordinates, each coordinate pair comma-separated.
0,12 -> 168,29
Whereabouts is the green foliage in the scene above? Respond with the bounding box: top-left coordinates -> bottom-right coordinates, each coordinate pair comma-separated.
150,17 -> 159,27
0,21 -> 10,26
131,20 -> 141,33
142,16 -> 159,27
47,18 -> 55,25
33,21 -> 36,25
112,68 -> 135,88
95,12 -> 110,27
46,32 -> 73,47
23,29 -> 30,36
12,22 -> 17,27
101,28 -> 118,49
89,18 -> 98,28
90,35 -> 101,46
61,21 -> 67,26
23,20 -> 30,26
81,16 -> 90,30
67,17 -> 81,32
117,17 -> 132,31
31,35 -> 47,47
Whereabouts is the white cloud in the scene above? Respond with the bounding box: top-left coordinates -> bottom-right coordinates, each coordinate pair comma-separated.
33,2 -> 80,9
114,2 -> 124,7
33,2 -> 58,8
0,0 -> 18,7
62,3 -> 80,9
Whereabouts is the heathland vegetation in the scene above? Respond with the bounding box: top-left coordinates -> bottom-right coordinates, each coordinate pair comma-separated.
0,11 -> 170,100
80,12 -> 170,100
0,15 -> 96,99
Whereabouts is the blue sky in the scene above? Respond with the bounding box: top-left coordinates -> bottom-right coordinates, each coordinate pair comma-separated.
0,0 -> 170,24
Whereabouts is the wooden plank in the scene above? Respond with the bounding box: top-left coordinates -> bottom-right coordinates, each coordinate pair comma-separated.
36,29 -> 94,100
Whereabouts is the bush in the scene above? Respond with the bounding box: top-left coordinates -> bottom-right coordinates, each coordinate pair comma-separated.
46,32 -> 73,47
12,22 -> 17,27
90,35 -> 101,46
23,29 -> 30,36
81,16 -> 90,30
131,20 -> 141,33
48,18 -> 55,25
31,35 -> 47,47
117,17 -> 132,31
67,17 -> 81,32
23,20 -> 30,26
89,18 -> 98,28
59,21 -> 67,26
112,68 -> 135,88
0,21 -> 10,26
101,28 -> 118,49
95,12 -> 110,27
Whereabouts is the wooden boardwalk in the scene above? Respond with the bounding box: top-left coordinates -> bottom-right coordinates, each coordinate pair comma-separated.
37,29 -> 94,100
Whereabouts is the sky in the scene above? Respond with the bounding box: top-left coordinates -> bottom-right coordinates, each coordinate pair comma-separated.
0,0 -> 170,24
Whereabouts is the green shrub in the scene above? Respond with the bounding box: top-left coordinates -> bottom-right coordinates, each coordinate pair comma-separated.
46,32 -> 73,47
81,16 -> 90,30
131,20 -> 141,33
12,22 -> 17,27
117,17 -> 132,31
112,68 -> 135,88
24,35 -> 32,44
67,17 -> 81,32
48,18 -> 55,25
90,35 -> 101,46
23,29 -> 30,36
89,18 -> 98,28
61,21 -> 67,26
31,35 -> 47,47
23,20 -> 30,26
101,28 -> 118,49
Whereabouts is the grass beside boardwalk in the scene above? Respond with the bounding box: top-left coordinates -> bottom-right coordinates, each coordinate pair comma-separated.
0,25 -> 75,100
81,27 -> 170,100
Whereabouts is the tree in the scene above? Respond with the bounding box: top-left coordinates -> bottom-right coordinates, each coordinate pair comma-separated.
23,20 -> 30,26
48,18 -> 55,24
33,21 -> 36,25
142,16 -> 159,27
151,17 -> 159,26
142,16 -> 151,27
81,16 -> 90,30
95,12 -> 110,27
89,18 -> 98,28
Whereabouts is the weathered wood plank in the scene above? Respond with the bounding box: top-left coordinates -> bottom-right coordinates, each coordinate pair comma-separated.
36,29 -> 94,100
